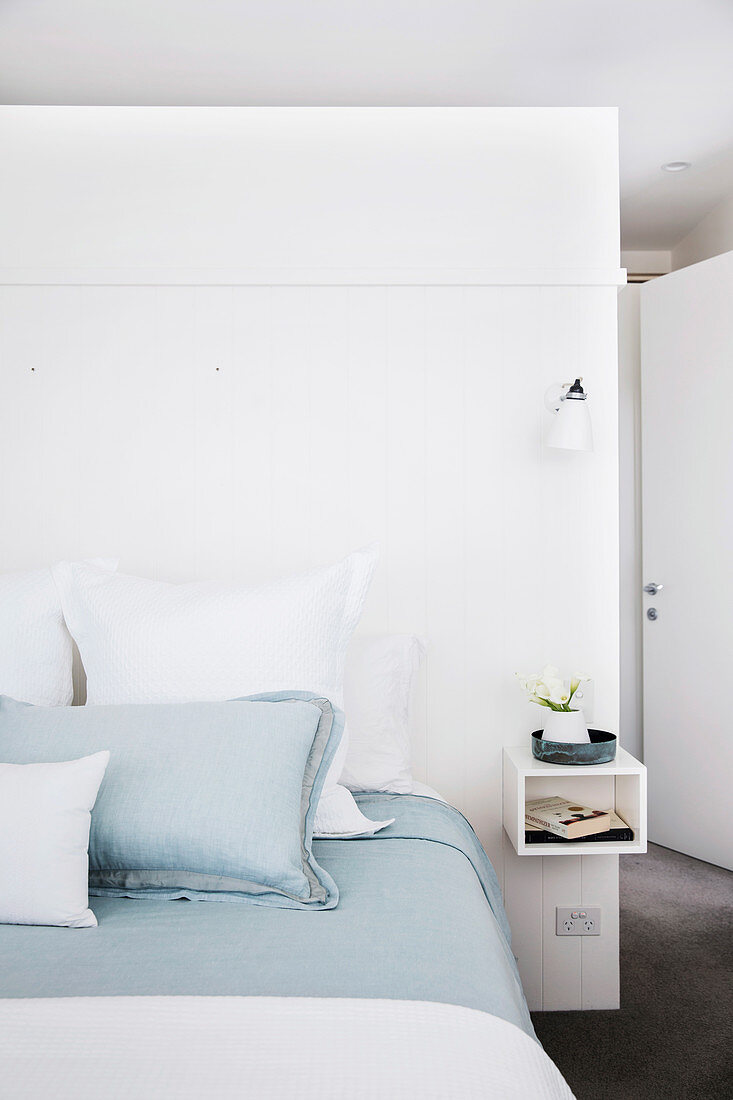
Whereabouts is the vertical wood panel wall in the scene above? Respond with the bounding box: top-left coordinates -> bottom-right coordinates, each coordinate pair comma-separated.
0,282 -> 619,871
0,105 -> 622,1011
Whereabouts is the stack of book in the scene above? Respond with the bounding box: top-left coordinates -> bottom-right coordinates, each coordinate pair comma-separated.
524,796 -> 634,844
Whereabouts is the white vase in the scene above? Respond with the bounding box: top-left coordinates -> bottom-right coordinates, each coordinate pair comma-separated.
541,709 -> 590,744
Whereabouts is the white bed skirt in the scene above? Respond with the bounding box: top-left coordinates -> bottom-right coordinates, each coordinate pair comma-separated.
0,995 -> 573,1099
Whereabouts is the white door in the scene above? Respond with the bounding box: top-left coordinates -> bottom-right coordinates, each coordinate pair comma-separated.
641,251 -> 733,871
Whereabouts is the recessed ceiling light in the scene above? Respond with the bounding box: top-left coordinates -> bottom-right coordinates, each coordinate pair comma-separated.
661,161 -> 691,173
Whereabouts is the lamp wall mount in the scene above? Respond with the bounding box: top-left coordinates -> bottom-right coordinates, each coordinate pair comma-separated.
544,377 -> 593,452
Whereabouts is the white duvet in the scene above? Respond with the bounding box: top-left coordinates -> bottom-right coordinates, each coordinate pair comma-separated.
0,995 -> 574,1099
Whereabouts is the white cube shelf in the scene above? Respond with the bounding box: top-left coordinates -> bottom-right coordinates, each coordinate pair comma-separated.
503,744 -> 647,856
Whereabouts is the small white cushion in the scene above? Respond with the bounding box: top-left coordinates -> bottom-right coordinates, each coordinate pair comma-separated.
0,752 -> 109,928
52,551 -> 391,838
342,634 -> 425,793
0,567 -> 74,706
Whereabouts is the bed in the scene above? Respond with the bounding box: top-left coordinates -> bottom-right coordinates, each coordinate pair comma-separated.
0,792 -> 573,1098
0,560 -> 574,1097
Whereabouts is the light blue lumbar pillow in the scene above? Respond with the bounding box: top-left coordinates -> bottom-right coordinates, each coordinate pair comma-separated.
0,691 -> 341,910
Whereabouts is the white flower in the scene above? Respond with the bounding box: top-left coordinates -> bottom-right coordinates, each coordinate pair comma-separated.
517,665 -> 590,711
517,663 -> 591,711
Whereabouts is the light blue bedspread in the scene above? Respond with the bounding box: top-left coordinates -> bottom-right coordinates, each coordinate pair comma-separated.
0,794 -> 535,1038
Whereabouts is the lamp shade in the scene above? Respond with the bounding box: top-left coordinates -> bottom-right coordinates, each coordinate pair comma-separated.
546,392 -> 593,452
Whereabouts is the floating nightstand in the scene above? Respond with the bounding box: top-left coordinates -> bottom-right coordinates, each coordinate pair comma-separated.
503,745 -> 647,856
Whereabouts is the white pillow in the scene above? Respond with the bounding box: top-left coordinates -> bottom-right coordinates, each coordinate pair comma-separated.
342,634 -> 425,794
52,551 -> 391,838
0,752 -> 109,927
0,567 -> 74,706
0,561 -> 118,707
411,780 -> 447,802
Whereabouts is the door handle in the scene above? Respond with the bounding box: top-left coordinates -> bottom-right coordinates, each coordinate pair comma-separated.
644,582 -> 664,595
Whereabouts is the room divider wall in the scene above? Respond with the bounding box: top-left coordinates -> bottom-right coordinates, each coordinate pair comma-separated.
0,106 -> 624,1008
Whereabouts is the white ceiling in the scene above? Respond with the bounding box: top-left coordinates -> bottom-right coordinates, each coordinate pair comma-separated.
1,0 -> 732,250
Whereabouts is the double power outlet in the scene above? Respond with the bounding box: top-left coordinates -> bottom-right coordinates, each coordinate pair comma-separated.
555,906 -> 601,936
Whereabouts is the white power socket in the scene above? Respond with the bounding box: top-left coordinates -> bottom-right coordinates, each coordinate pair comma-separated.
556,906 -> 601,936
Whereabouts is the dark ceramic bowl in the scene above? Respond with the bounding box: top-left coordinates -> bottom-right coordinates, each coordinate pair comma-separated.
531,729 -> 617,765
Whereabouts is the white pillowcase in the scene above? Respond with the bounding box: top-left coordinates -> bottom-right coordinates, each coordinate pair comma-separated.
411,780 -> 447,803
52,551 -> 391,838
0,752 -> 109,928
342,634 -> 425,793
0,567 -> 74,706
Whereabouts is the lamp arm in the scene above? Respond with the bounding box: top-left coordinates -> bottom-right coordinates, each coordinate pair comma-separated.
544,383 -> 569,414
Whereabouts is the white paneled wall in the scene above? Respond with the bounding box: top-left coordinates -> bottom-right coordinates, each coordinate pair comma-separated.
0,282 -> 619,871
0,106 -> 622,1009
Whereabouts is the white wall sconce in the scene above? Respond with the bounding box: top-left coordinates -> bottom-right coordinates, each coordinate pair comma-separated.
544,378 -> 594,452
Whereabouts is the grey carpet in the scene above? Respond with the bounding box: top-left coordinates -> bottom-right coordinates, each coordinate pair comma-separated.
532,843 -> 733,1100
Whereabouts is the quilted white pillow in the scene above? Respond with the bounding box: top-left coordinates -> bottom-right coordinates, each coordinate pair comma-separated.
0,567 -> 74,706
52,550 -> 392,838
342,634 -> 425,794
0,752 -> 109,928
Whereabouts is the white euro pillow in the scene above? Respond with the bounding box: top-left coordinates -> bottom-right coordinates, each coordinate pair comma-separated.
0,561 -> 118,707
0,752 -> 109,928
0,567 -> 74,706
52,550 -> 391,838
342,634 -> 425,793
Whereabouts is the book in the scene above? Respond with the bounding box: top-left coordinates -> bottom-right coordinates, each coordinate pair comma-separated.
525,796 -> 611,839
525,810 -> 634,844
